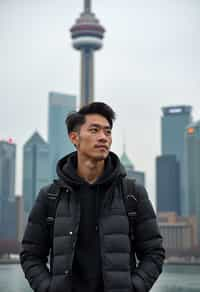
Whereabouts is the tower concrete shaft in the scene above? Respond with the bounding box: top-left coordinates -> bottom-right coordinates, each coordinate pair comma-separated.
81,48 -> 94,106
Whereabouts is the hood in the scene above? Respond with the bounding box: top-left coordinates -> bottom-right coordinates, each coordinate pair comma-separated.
56,151 -> 126,188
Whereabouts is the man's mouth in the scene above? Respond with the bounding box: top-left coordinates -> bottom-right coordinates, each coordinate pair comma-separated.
95,145 -> 108,150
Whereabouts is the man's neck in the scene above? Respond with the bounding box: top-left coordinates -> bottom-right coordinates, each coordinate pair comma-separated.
77,154 -> 105,184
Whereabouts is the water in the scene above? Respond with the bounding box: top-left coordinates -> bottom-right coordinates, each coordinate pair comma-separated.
152,264 -> 200,292
0,264 -> 200,292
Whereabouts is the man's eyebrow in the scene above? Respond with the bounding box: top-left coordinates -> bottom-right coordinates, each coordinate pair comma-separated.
89,123 -> 111,129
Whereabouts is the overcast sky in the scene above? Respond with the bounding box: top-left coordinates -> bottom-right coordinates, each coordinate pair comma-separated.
1,0 -> 200,204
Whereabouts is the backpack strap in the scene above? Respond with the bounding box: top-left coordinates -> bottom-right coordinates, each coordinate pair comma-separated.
46,180 -> 61,244
122,178 -> 138,242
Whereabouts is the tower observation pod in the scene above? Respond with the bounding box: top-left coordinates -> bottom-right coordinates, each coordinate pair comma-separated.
70,0 -> 105,106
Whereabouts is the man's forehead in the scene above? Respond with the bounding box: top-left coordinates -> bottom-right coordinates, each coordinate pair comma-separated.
85,114 -> 110,127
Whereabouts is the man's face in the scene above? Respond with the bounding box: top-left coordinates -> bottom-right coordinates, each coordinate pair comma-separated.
70,114 -> 112,161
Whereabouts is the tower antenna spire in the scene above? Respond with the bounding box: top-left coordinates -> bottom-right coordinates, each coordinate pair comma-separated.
84,0 -> 91,13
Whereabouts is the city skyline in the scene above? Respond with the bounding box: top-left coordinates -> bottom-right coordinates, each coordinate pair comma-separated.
1,0 -> 200,204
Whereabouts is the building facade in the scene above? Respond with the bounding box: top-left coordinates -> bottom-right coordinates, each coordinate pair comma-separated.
1,199 -> 17,240
0,140 -> 16,203
158,212 -> 198,250
16,195 -> 24,242
184,121 -> 200,242
161,105 -> 192,215
0,140 -> 16,239
48,91 -> 76,179
23,132 -> 50,215
156,155 -> 180,214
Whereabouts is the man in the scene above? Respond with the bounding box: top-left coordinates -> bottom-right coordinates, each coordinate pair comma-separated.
20,102 -> 165,292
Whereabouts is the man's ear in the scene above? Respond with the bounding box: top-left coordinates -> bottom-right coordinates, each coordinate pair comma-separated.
69,131 -> 79,147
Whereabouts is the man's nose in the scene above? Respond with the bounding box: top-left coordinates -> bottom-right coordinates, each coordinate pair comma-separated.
98,130 -> 108,140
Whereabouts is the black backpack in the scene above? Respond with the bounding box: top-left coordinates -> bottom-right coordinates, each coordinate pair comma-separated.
46,178 -> 138,244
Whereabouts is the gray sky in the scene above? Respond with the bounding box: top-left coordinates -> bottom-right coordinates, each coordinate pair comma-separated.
1,0 -> 200,204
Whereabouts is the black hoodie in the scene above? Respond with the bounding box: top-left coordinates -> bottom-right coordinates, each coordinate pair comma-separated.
56,151 -> 126,292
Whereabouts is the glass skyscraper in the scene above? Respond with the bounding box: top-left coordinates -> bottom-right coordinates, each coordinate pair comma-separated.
184,121 -> 200,242
0,140 -> 16,239
0,140 -> 16,202
48,91 -> 76,179
156,155 -> 180,214
161,105 -> 192,215
23,131 -> 50,215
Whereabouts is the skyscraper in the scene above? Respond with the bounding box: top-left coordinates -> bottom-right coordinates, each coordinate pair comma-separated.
23,131 -> 49,215
1,199 -> 17,240
70,0 -> 105,106
16,195 -> 24,242
0,140 -> 16,202
0,140 -> 16,239
184,121 -> 200,241
156,155 -> 180,214
161,105 -> 192,215
48,91 -> 76,179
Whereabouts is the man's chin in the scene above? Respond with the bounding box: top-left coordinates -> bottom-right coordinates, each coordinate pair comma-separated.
93,152 -> 109,161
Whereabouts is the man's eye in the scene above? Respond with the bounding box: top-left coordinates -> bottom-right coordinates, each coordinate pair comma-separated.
106,129 -> 111,135
90,128 -> 98,133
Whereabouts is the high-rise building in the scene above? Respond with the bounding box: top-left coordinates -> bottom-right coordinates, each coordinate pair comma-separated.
23,131 -> 50,215
0,140 -> 16,238
0,199 -> 17,240
70,0 -> 105,106
156,155 -> 180,214
120,146 -> 145,186
16,195 -> 24,242
0,140 -> 16,203
161,105 -> 192,215
48,92 -> 76,179
184,121 -> 200,241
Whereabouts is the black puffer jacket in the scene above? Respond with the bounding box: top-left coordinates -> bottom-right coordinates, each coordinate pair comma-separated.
20,151 -> 165,292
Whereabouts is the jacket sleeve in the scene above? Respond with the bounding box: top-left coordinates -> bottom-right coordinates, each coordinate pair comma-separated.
131,184 -> 165,292
20,185 -> 52,292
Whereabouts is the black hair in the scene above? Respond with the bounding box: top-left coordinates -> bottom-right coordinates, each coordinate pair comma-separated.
65,102 -> 116,134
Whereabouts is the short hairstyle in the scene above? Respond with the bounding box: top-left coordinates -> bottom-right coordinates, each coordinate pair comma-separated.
66,102 -> 116,134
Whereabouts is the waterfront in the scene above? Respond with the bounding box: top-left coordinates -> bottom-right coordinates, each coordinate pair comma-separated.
0,263 -> 200,292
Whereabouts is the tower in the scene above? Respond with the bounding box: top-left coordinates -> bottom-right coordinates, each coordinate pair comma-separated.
161,105 -> 192,215
156,155 -> 180,214
23,131 -> 49,215
184,121 -> 200,241
0,140 -> 16,239
0,140 -> 16,203
70,0 -> 105,106
48,92 -> 76,179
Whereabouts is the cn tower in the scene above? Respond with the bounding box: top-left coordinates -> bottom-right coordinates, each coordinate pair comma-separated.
70,0 -> 105,106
